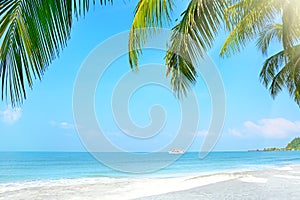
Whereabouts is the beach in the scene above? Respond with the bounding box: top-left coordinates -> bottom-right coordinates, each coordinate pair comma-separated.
1,165 -> 300,200
2,0 -> 300,198
135,165 -> 300,200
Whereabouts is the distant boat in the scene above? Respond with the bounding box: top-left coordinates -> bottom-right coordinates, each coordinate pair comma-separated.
168,148 -> 185,154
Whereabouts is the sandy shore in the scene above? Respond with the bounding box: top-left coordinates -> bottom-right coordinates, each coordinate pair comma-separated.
135,165 -> 300,200
1,165 -> 300,200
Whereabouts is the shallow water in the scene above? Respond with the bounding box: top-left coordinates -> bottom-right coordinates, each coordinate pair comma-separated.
1,151 -> 300,183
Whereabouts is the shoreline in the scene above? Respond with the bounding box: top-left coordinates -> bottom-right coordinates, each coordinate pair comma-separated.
1,164 -> 300,200
134,164 -> 300,200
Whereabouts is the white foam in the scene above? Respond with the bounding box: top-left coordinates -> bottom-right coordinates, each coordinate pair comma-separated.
239,176 -> 268,183
102,174 -> 237,200
4,164 -> 300,200
275,166 -> 293,171
290,171 -> 300,174
0,174 -> 236,199
275,175 -> 300,180
0,177 -> 125,194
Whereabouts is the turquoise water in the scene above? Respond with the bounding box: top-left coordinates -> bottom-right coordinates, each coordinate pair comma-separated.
1,151 -> 300,183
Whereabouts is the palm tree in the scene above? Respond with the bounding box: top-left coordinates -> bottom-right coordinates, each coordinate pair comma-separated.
130,0 -> 300,105
129,0 -> 227,97
1,0 -> 300,106
220,0 -> 300,105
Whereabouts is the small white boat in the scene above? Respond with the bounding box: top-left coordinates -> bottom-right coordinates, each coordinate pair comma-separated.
168,148 -> 185,154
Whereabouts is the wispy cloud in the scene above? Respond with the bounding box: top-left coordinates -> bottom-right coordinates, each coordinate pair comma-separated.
0,105 -> 22,124
196,130 -> 209,136
50,121 -> 74,129
229,118 -> 300,138
188,130 -> 211,137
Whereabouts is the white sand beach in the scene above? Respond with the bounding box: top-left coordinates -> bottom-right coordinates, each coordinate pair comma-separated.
1,165 -> 300,200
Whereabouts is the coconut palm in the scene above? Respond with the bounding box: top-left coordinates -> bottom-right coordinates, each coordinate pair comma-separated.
220,0 -> 300,105
1,0 -> 300,106
131,0 -> 300,105
129,0 -> 227,97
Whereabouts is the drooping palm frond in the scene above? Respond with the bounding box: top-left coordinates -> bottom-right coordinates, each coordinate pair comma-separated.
260,45 -> 300,105
280,47 -> 300,105
257,0 -> 300,105
128,0 -> 173,70
221,0 -> 300,105
73,0 -> 113,17
281,0 -> 300,50
165,0 -> 227,97
0,0 -> 112,106
220,0 -> 279,57
256,23 -> 283,55
260,50 -> 286,92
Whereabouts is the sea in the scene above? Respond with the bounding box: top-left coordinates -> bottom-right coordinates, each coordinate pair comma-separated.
1,151 -> 300,185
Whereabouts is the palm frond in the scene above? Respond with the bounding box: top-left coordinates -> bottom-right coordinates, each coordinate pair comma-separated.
128,0 -> 173,70
293,57 -> 300,103
260,45 -> 300,106
220,0 -> 279,57
290,47 -> 300,104
281,0 -> 300,50
255,0 -> 300,105
0,0 -> 112,106
260,50 -> 286,88
165,0 -> 227,97
256,23 -> 283,56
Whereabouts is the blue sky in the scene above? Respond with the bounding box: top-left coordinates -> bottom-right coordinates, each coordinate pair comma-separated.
0,1 -> 299,152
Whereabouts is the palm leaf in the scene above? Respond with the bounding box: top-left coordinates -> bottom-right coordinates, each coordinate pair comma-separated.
223,0 -> 300,105
260,50 -> 286,89
256,23 -> 283,56
260,45 -> 300,105
281,0 -> 300,50
128,0 -> 173,70
166,0 -> 227,97
220,0 -> 279,57
0,0 -> 112,106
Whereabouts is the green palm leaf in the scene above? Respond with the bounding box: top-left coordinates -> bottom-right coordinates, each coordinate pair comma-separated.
166,0 -> 227,97
1,0 -> 300,107
281,0 -> 300,50
260,45 -> 300,105
128,0 -> 173,70
222,0 -> 300,106
0,0 -> 112,106
256,23 -> 283,55
220,0 -> 279,57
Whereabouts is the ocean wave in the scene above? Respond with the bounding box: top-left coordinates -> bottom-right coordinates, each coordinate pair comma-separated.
0,177 -> 130,193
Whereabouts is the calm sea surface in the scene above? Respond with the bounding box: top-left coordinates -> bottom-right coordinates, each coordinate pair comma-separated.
1,151 -> 300,183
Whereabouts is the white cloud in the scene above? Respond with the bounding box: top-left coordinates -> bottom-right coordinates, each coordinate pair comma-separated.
196,130 -> 209,136
189,130 -> 217,137
0,105 -> 22,124
50,121 -> 74,129
229,118 -> 300,138
59,122 -> 74,129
